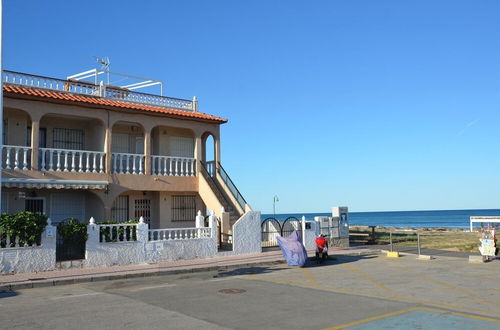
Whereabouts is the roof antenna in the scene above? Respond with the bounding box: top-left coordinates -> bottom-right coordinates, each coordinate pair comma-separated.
93,56 -> 110,84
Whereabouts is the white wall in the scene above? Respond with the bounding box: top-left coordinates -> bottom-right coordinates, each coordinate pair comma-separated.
0,223 -> 56,274
232,211 -> 261,255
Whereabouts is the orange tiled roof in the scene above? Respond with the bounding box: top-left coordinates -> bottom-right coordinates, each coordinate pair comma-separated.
3,85 -> 227,124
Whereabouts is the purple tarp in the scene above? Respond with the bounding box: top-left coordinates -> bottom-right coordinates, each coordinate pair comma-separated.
276,230 -> 308,267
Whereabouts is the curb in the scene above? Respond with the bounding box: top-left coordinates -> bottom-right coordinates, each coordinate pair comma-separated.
0,259 -> 286,291
0,250 -> 377,292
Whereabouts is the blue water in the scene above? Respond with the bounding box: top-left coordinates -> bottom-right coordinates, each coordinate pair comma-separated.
261,209 -> 500,228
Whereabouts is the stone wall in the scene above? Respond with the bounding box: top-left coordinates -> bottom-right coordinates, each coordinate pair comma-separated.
0,223 -> 56,274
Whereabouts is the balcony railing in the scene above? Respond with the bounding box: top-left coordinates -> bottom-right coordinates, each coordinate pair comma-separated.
40,148 -> 105,173
112,153 -> 145,175
2,145 -> 31,170
3,70 -> 196,111
151,155 -> 196,176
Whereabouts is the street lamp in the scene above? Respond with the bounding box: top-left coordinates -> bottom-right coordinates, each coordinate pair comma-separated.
273,195 -> 279,219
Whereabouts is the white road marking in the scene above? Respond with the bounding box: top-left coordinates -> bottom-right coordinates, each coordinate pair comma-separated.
51,292 -> 103,300
209,277 -> 232,282
126,283 -> 176,292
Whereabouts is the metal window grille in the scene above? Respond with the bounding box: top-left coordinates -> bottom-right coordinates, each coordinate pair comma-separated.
25,198 -> 44,214
53,128 -> 84,150
134,199 -> 151,224
172,195 -> 196,221
111,196 -> 129,222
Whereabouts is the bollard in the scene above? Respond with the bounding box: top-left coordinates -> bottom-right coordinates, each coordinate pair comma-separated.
390,232 -> 393,252
417,232 -> 421,256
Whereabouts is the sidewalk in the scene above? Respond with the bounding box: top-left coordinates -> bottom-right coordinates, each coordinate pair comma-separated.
0,247 -> 374,290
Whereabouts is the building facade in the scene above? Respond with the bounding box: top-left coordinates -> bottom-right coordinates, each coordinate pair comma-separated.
1,70 -> 247,229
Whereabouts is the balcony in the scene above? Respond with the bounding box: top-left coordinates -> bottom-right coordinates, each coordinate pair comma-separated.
2,70 -> 197,112
40,148 -> 105,173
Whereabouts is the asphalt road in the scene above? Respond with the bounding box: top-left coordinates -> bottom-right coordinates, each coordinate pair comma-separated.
1,253 -> 499,329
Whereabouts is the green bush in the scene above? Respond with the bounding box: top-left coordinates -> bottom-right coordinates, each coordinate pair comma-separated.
0,211 -> 48,247
57,219 -> 88,244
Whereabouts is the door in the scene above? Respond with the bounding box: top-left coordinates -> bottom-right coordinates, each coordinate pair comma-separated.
50,193 -> 85,223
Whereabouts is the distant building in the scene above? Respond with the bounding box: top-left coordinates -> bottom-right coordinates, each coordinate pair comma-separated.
1,69 -> 247,230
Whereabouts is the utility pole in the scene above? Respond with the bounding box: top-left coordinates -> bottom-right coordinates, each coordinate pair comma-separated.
273,195 -> 279,219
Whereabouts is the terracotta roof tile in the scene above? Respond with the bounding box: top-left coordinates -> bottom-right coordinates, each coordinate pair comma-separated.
3,85 -> 227,124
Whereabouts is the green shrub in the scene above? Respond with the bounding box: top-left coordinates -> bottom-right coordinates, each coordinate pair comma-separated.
57,219 -> 88,244
0,211 -> 48,247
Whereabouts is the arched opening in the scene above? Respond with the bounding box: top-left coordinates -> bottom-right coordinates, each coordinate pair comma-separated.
201,132 -> 216,176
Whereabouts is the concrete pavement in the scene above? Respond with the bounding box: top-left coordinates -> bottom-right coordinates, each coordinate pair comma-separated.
1,251 -> 499,329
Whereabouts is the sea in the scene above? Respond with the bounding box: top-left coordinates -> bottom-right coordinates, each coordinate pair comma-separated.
261,209 -> 500,229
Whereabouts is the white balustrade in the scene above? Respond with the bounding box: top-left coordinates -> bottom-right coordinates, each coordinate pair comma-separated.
112,153 -> 145,174
148,227 -> 211,241
98,224 -> 138,243
2,145 -> 31,170
3,70 -> 195,111
0,234 -> 38,248
40,148 -> 105,173
151,155 -> 196,176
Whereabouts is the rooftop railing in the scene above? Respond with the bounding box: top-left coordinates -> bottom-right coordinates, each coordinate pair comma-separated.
2,70 -> 196,112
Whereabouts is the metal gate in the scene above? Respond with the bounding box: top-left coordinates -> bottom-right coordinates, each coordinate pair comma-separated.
261,217 -> 304,248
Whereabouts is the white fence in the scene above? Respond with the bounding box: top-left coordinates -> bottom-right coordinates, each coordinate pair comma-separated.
112,153 -> 145,174
151,155 -> 196,176
40,148 -> 105,173
2,145 -> 31,170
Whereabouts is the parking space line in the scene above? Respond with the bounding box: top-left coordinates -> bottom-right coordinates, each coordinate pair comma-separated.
238,274 -> 499,316
50,292 -> 103,300
301,268 -> 318,286
324,306 -> 500,329
380,259 -> 500,307
341,264 -> 391,292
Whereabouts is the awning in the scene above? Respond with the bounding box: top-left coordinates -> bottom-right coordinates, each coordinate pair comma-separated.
1,178 -> 108,190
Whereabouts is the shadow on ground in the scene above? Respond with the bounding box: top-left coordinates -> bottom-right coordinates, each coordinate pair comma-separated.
0,289 -> 19,299
305,254 -> 378,268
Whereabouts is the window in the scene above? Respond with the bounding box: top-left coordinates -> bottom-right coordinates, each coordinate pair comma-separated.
172,195 -> 196,221
1,193 -> 8,213
169,136 -> 194,158
134,199 -> 151,224
111,196 -> 129,222
53,128 -> 84,150
25,197 -> 45,214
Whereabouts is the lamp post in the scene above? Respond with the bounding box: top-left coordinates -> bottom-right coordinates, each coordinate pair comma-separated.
273,195 -> 279,219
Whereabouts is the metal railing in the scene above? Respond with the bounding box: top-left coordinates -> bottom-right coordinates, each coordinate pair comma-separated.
217,162 -> 247,211
3,70 -> 196,111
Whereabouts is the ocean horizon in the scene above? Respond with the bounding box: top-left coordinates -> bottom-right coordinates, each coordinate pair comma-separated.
261,208 -> 500,228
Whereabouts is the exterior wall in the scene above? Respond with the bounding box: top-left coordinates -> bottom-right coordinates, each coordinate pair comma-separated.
152,126 -> 195,157
157,191 -> 204,229
198,172 -> 224,218
0,223 -> 56,274
39,116 -> 104,150
4,108 -> 31,146
302,220 -> 319,250
3,94 -> 224,229
232,211 -> 261,255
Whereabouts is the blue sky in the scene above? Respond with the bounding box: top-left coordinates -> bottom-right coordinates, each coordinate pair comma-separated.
4,1 -> 500,213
